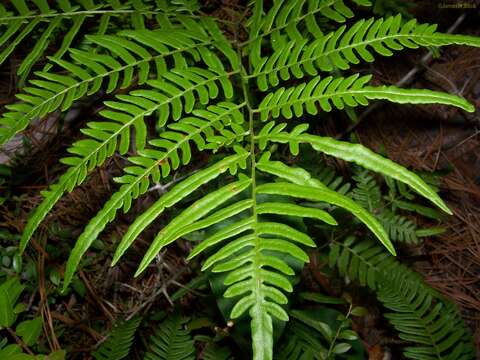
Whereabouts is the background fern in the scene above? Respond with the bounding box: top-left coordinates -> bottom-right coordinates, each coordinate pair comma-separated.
92,316 -> 141,360
329,237 -> 475,359
144,314 -> 195,360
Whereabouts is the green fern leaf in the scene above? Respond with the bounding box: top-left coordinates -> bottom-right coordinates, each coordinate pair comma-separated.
378,266 -> 475,359
92,316 -> 141,360
8,2 -> 479,359
251,15 -> 480,89
144,314 -> 195,360
351,171 -> 382,212
20,70 -> 238,253
256,75 -> 474,120
329,238 -> 476,359
247,0 -> 372,66
0,0 -> 182,80
0,24 -> 231,146
378,209 -> 419,244
62,127 -> 247,290
256,124 -> 452,214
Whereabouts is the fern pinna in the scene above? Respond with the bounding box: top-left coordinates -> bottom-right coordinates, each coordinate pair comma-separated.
2,0 -> 479,359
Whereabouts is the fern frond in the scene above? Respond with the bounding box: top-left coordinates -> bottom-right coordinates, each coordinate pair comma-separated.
7,2 -> 479,359
133,154 -> 392,360
329,238 -> 476,359
380,290 -> 475,360
20,66 -> 238,252
0,23 -> 234,146
351,170 -> 381,212
251,15 -> 480,89
329,237 -> 395,289
277,320 -> 328,360
113,149 -> 388,359
256,74 -> 475,120
247,0 -> 372,65
0,0 -> 179,80
256,123 -> 452,214
60,113 -> 246,289
351,171 -> 420,243
144,314 -> 195,360
378,209 -> 419,244
92,316 -> 141,360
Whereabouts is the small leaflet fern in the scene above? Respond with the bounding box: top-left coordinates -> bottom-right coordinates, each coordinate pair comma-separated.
144,314 -> 195,360
277,304 -> 361,359
92,316 -> 141,360
2,1 -> 478,359
351,170 -> 442,244
329,238 -> 475,359
350,170 -> 382,212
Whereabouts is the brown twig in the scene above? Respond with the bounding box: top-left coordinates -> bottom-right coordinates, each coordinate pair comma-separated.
37,234 -> 61,351
6,327 -> 34,355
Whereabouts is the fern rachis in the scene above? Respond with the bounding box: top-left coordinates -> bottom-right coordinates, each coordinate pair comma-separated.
2,0 -> 478,359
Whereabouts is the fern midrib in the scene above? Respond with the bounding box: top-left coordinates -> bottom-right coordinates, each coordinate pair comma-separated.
243,0 -> 338,46
247,32 -> 445,78
239,33 -> 268,357
1,38 -> 218,144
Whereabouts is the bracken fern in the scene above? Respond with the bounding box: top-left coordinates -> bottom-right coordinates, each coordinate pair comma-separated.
3,0 -> 479,358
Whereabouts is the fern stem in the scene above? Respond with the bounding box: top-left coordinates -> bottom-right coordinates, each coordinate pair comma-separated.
237,17 -> 273,354
326,304 -> 352,359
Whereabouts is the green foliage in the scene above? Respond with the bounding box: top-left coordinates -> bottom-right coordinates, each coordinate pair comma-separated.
0,0 -> 200,81
0,277 -> 25,328
201,342 -> 234,360
276,296 -> 364,359
329,238 -> 475,359
144,314 -> 195,360
0,277 -> 63,359
1,0 -> 478,359
350,169 -> 444,244
92,316 -> 141,360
